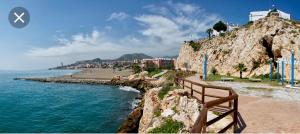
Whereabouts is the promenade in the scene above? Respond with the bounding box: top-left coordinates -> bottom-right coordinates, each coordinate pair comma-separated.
186,74 -> 300,133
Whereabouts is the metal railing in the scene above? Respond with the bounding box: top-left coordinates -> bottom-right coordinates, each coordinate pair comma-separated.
174,77 -> 239,133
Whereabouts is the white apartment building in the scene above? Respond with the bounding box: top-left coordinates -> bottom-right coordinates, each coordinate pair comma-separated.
249,9 -> 290,21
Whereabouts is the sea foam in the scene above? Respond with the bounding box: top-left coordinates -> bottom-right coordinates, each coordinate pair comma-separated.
119,86 -> 140,93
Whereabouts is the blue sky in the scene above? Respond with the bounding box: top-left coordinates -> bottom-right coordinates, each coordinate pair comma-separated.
0,0 -> 299,70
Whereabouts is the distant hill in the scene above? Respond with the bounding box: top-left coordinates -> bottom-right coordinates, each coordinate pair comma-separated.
49,53 -> 153,69
115,53 -> 153,61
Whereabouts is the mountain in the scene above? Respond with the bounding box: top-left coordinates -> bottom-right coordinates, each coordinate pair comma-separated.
115,53 -> 153,61
177,14 -> 300,79
50,53 -> 153,69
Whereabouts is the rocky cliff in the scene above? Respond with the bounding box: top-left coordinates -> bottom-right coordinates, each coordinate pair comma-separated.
138,88 -> 231,133
177,15 -> 300,79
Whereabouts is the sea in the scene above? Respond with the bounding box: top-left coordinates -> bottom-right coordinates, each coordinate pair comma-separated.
0,70 -> 140,133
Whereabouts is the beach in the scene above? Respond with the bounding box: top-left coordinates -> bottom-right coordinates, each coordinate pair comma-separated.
15,68 -> 133,84
64,68 -> 133,80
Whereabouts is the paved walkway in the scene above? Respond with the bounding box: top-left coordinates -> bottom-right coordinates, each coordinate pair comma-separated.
186,74 -> 300,133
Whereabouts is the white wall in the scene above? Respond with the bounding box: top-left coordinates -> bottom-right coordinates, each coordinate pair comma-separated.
249,10 -> 290,21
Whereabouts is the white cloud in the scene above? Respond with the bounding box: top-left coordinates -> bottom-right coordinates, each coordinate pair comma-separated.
28,2 -> 221,61
107,12 -> 129,21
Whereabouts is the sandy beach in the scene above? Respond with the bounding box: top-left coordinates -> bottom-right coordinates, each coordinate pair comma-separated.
64,68 -> 133,80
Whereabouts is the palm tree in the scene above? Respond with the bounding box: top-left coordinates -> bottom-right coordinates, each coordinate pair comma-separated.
235,63 -> 247,79
206,28 -> 213,39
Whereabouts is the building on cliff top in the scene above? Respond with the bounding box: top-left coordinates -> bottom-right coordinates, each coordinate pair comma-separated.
249,9 -> 290,21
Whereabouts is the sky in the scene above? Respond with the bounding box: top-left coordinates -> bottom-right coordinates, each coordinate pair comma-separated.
0,0 -> 299,70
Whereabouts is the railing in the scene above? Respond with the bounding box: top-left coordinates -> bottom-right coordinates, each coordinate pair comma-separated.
174,77 -> 239,133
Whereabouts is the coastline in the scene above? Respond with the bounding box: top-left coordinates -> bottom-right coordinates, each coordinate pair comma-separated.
14,68 -> 153,133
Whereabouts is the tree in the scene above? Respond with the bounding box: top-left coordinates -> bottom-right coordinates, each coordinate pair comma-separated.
210,67 -> 218,75
132,63 -> 142,74
234,63 -> 247,79
206,28 -> 213,39
213,21 -> 227,32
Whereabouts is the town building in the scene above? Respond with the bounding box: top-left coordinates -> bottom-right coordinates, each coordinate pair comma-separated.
249,9 -> 290,21
141,58 -> 176,69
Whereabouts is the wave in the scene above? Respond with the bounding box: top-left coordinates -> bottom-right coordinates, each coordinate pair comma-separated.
131,99 -> 141,109
119,86 -> 140,93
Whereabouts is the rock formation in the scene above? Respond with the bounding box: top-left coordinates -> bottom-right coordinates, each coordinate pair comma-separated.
138,88 -> 231,133
177,15 -> 300,79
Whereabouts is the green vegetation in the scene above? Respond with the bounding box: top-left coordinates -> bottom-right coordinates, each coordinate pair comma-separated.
148,69 -> 163,77
148,118 -> 184,133
207,74 -> 281,86
145,62 -> 158,72
154,109 -> 161,117
213,111 -> 222,116
206,28 -> 213,39
290,30 -> 297,34
132,63 -> 142,74
172,106 -> 178,113
213,21 -> 227,32
189,41 -> 201,52
251,60 -> 261,71
144,62 -> 164,77
234,63 -> 247,79
219,32 -> 226,37
243,21 -> 253,28
174,70 -> 197,78
158,82 -> 174,100
157,70 -> 196,100
210,67 -> 218,75
269,8 -> 278,13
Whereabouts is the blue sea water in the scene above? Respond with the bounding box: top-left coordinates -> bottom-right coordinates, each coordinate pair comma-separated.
0,70 -> 139,133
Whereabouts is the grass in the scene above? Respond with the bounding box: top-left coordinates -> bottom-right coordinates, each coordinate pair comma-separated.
148,69 -> 163,77
213,111 -> 222,116
148,118 -> 184,133
207,74 -> 282,86
154,109 -> 161,117
158,82 -> 174,100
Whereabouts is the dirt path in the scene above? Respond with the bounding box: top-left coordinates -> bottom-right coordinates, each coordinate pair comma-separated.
186,74 -> 300,133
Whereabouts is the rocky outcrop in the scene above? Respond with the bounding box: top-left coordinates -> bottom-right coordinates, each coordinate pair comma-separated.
117,107 -> 143,133
138,88 -> 232,133
138,88 -> 161,133
177,15 -> 300,79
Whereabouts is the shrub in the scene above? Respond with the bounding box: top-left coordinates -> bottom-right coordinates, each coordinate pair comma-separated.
210,67 -> 218,75
243,21 -> 253,28
257,72 -> 281,79
189,41 -> 201,51
148,118 -> 184,133
213,21 -> 227,32
219,33 -> 225,37
175,70 -> 196,78
226,72 -> 231,76
251,60 -> 261,71
158,82 -> 174,100
154,109 -> 161,117
206,28 -> 213,39
291,40 -> 295,44
145,62 -> 158,72
132,63 -> 142,74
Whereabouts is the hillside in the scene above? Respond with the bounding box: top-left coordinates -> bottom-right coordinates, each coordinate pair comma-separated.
115,53 -> 153,61
177,15 -> 300,79
50,53 -> 152,69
